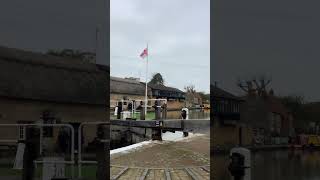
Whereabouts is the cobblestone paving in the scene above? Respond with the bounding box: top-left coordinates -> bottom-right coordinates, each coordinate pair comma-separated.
110,165 -> 210,180
111,132 -> 210,179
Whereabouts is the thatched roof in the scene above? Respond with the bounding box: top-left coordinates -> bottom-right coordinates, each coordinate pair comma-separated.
211,85 -> 241,101
147,83 -> 184,93
0,46 -> 108,105
110,76 -> 151,96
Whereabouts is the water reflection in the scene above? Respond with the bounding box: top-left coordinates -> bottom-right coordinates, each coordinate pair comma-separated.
215,150 -> 320,180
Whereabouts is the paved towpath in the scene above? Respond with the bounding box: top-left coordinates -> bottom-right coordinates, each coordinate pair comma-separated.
110,132 -> 210,179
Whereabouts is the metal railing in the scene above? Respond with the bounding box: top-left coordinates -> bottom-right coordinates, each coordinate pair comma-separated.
0,123 -> 75,178
110,100 -> 134,116
78,121 -> 110,178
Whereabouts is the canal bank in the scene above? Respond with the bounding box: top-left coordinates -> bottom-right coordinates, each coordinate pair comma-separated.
110,130 -> 210,179
213,144 -> 320,154
213,144 -> 293,154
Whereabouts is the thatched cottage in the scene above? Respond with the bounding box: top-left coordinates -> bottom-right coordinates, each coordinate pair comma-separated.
0,46 -> 108,149
110,76 -> 152,102
110,76 -> 185,110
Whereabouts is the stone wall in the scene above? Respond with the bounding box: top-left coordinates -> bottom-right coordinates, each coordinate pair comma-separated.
110,125 -> 153,149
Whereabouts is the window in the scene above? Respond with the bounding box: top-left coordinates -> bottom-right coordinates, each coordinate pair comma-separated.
18,126 -> 26,140
17,121 -> 33,140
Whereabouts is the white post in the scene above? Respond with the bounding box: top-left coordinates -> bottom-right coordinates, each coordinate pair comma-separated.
144,44 -> 149,117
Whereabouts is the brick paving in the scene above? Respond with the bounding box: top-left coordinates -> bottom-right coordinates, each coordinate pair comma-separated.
110,132 -> 210,179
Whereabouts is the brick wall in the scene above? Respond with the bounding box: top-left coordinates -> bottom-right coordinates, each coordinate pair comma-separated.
213,118 -> 253,149
167,99 -> 185,110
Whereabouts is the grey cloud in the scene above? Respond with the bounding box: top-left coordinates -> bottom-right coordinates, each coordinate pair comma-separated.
213,0 -> 320,101
111,0 -> 210,93
0,0 -> 100,53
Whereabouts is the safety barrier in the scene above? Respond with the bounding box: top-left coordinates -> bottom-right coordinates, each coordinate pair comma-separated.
78,121 -> 110,178
0,123 -> 75,178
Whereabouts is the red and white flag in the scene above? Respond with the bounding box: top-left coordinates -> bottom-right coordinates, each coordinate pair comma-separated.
140,48 -> 148,59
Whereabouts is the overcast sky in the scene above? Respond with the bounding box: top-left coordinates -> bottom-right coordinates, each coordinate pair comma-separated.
4,1 -> 320,101
213,0 -> 320,102
0,0 -> 104,57
111,0 -> 210,93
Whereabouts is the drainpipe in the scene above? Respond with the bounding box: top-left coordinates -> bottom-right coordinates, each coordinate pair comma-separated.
239,126 -> 243,146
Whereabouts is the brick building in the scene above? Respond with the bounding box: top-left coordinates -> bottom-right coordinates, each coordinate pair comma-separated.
240,90 -> 294,144
212,85 -> 252,149
147,83 -> 185,110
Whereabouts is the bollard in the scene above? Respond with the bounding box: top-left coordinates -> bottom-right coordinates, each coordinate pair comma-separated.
154,100 -> 161,120
228,147 -> 251,180
117,102 -> 123,119
161,103 -> 167,119
181,108 -> 189,120
140,101 -> 146,120
132,100 -> 136,118
181,108 -> 189,137
128,102 -> 133,119
22,127 -> 40,180
152,120 -> 163,141
96,124 -> 109,180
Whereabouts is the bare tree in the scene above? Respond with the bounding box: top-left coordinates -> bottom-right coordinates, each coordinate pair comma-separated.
184,85 -> 196,93
237,75 -> 272,96
236,79 -> 256,94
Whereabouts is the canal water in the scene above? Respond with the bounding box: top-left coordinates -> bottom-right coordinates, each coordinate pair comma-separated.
215,150 -> 320,180
110,109 -> 210,150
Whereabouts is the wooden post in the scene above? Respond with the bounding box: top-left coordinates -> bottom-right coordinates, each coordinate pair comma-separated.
117,102 -> 122,119
140,101 -> 146,120
155,100 -> 161,120
239,126 -> 243,146
96,124 -> 109,180
22,127 -> 39,180
152,128 -> 162,141
181,109 -> 189,137
161,103 -> 167,120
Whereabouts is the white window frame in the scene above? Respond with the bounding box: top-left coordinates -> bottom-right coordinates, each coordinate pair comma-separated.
18,126 -> 26,140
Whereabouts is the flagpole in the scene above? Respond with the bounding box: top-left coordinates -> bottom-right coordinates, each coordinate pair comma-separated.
145,43 -> 148,117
